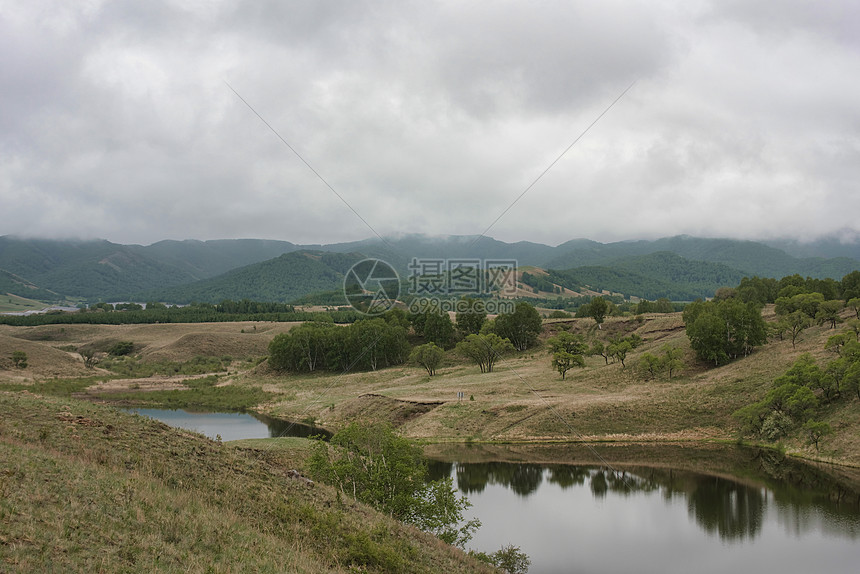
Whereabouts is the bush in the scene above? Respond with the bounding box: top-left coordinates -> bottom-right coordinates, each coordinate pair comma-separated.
108,341 -> 135,356
307,423 -> 480,547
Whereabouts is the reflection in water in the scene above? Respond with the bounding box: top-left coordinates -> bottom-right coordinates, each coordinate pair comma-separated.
428,454 -> 860,544
687,476 -> 764,540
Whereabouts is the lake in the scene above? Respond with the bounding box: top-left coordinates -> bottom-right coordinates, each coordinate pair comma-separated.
427,443 -> 860,574
125,408 -> 330,442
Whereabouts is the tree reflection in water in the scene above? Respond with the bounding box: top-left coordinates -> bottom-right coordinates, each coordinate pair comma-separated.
427,456 -> 860,542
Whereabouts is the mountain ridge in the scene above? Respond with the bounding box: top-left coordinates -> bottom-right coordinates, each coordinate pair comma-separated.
1,234 -> 858,304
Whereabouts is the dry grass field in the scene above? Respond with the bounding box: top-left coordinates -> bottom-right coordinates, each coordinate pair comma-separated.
2,310 -> 859,466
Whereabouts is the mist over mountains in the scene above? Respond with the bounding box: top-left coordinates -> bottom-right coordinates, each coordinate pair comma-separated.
1,234 -> 858,304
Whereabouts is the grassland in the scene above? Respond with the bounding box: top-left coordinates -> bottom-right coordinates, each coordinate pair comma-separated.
0,293 -> 47,314
1,311 -> 859,468
0,391 -> 494,573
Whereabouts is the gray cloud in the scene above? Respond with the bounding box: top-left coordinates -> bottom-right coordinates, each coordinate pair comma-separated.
1,0 -> 858,246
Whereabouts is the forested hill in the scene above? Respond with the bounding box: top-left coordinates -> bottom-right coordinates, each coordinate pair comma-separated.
136,251 -> 363,304
1,234 -> 858,303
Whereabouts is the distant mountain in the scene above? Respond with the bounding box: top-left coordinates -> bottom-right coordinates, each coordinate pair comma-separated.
550,252 -> 747,301
134,238 -> 299,279
138,250 -> 362,304
0,236 -> 198,299
1,233 -> 858,304
543,235 -> 860,279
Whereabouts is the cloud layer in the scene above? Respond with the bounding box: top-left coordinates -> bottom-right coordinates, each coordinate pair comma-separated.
1,0 -> 858,246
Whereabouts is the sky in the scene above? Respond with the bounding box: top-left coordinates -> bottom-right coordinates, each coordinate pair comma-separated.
1,0 -> 859,247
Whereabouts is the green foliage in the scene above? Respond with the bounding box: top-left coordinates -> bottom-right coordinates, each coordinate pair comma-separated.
11,351 -> 28,369
410,343 -> 445,376
307,423 -> 480,548
483,544 -> 531,574
521,271 -> 557,293
683,299 -> 767,365
589,296 -> 609,327
494,302 -> 542,351
268,319 -> 410,373
777,310 -> 812,349
455,298 -> 487,336
546,332 -> 588,380
108,341 -> 135,356
803,419 -> 833,450
421,311 -> 456,349
456,334 -> 515,373
816,299 -> 844,328
0,299 -> 360,327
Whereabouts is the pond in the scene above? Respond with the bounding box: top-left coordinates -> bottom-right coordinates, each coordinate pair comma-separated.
125,408 -> 330,442
427,443 -> 860,574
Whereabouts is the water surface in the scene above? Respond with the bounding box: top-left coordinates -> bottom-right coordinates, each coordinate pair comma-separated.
428,445 -> 860,574
126,408 -> 329,441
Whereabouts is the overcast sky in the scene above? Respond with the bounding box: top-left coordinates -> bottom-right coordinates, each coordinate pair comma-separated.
1,0 -> 858,247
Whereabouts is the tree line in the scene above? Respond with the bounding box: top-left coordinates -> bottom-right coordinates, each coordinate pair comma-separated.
0,300 -> 361,326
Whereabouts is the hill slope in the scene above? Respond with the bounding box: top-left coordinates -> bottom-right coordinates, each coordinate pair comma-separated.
0,392 -> 492,573
141,250 -> 363,304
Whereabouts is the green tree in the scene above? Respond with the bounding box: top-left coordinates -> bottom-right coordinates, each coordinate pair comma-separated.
456,333 -> 515,373
661,344 -> 684,379
11,351 -> 27,369
494,302 -> 542,351
607,339 -> 632,367
841,270 -> 860,301
307,423 -> 480,547
816,299 -> 844,329
552,350 -> 585,380
803,419 -> 832,451
589,296 -> 609,329
637,352 -> 662,379
781,310 -> 812,349
455,297 -> 487,336
410,342 -> 445,376
422,312 -> 456,349
589,340 -> 610,364
490,544 -> 531,574
847,298 -> 860,319
684,299 -> 767,365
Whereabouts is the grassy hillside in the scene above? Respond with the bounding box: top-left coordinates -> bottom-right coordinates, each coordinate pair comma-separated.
2,310 -> 859,466
0,392 -> 493,573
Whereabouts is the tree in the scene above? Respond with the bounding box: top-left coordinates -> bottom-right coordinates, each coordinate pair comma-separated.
589,340 -> 610,365
455,297 -> 487,336
683,299 -> 767,365
494,302 -> 542,351
11,351 -> 27,369
546,331 -> 588,355
456,333 -> 515,373
79,348 -> 99,368
607,340 -> 632,367
661,344 -> 684,378
781,310 -> 811,349
410,342 -> 444,376
307,423 -> 480,547
841,270 -> 860,301
637,352 -> 662,379
816,299 -> 844,329
847,298 -> 860,319
552,351 -> 585,380
422,312 -> 456,349
803,420 -> 832,451
589,296 -> 609,328
490,544 -> 531,574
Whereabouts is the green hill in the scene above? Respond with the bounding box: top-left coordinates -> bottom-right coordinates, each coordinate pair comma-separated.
141,250 -> 362,304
